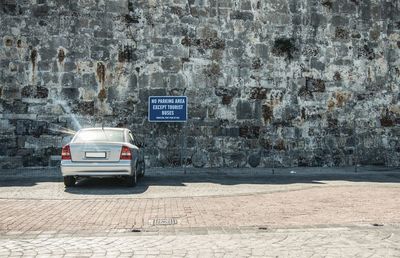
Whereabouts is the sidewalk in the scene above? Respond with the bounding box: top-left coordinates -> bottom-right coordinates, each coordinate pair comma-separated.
1,165 -> 399,178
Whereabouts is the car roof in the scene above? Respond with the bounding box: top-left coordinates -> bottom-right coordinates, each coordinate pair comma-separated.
78,127 -> 128,132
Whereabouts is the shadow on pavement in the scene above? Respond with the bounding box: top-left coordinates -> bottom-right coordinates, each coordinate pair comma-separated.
140,170 -> 400,187
0,177 -> 61,187
65,166 -> 400,196
64,177 -> 148,195
0,167 -> 399,196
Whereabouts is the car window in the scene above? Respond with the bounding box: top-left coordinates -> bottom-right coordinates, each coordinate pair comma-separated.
73,130 -> 125,143
128,132 -> 135,144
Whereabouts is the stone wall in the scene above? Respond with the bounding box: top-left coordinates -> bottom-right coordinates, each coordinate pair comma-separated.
0,0 -> 399,169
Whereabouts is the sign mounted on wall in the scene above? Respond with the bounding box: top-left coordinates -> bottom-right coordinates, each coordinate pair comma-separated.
148,96 -> 188,122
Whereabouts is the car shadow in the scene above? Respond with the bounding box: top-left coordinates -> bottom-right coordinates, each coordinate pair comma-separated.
64,177 -> 148,195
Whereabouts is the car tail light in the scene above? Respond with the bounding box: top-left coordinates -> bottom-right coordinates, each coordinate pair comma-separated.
61,145 -> 71,160
120,146 -> 132,160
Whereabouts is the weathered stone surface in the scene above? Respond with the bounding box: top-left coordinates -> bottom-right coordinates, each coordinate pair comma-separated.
161,58 -> 181,73
250,87 -> 269,100
358,44 -> 376,60
0,0 -> 399,168
181,36 -> 225,50
335,27 -> 349,39
61,88 -> 79,100
191,150 -> 208,168
271,38 -> 296,59
230,11 -> 254,21
248,152 -> 261,167
239,126 -> 260,139
21,86 -> 48,99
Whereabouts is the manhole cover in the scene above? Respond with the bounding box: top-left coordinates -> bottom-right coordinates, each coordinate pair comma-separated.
149,218 -> 177,226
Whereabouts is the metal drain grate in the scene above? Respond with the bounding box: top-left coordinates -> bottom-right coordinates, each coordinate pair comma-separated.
149,218 -> 177,226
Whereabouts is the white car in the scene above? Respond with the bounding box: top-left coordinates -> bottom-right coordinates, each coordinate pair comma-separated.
61,127 -> 145,187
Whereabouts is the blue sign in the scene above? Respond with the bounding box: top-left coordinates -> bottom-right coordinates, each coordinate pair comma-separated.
148,96 -> 188,122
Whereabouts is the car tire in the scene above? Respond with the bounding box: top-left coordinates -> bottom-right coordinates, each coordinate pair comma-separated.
126,171 -> 137,187
64,176 -> 76,187
138,161 -> 145,178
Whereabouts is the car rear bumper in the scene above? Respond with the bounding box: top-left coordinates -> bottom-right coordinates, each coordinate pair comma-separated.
61,160 -> 132,177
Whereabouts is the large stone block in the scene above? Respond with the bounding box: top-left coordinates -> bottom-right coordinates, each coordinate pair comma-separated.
248,152 -> 261,167
191,150 -> 208,168
81,73 -> 97,89
105,0 -> 128,13
25,135 -> 62,149
1,100 -> 27,113
0,156 -> 23,169
239,125 -> 260,139
161,58 -> 182,73
90,45 -> 110,60
61,73 -> 75,87
236,100 -> 260,120
21,85 -> 49,99
331,15 -> 349,26
15,119 -> 49,137
32,4 -> 49,17
138,88 -> 166,104
61,88 -> 80,100
0,1 -> 18,15
223,152 -> 247,167
230,11 -> 254,21
1,86 -> 21,100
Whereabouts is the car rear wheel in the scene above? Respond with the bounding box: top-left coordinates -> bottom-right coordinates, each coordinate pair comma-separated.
138,161 -> 145,178
64,176 -> 76,187
126,171 -> 137,187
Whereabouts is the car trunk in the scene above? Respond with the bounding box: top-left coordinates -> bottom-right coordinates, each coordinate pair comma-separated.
69,142 -> 124,162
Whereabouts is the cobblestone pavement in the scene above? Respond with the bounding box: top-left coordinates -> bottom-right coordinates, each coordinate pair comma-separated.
0,167 -> 399,257
0,226 -> 399,257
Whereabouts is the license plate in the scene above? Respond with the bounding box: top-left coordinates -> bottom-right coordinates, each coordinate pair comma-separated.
85,152 -> 106,158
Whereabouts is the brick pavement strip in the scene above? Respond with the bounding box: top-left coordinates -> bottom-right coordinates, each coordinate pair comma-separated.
0,186 -> 399,232
0,226 -> 399,257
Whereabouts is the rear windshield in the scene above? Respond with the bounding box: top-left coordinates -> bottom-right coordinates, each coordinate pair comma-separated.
73,130 -> 125,143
